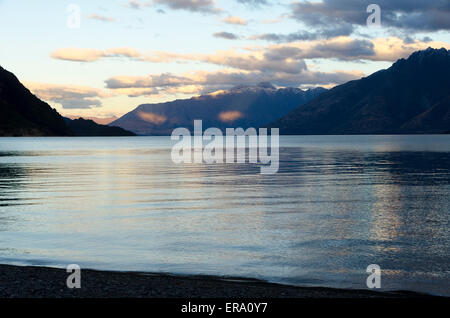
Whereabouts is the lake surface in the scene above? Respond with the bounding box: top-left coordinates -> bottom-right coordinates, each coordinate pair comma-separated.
0,135 -> 449,296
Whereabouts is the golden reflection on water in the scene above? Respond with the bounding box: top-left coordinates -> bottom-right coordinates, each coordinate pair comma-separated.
371,179 -> 403,245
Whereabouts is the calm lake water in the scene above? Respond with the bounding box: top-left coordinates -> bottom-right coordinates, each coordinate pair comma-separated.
0,135 -> 449,296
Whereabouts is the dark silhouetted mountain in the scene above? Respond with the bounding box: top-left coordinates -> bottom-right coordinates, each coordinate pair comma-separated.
65,115 -> 119,125
0,66 -> 135,137
271,48 -> 450,134
0,66 -> 70,136
111,83 -> 326,135
401,95 -> 450,133
65,118 -> 136,136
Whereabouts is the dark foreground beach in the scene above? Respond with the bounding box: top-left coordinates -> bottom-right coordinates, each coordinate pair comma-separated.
0,264 -> 433,298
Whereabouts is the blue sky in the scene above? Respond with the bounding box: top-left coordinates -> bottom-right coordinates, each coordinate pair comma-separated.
0,0 -> 449,118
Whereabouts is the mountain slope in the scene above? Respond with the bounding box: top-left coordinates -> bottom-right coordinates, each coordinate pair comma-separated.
270,48 -> 450,134
65,118 -> 136,136
0,66 -> 70,136
111,83 -> 326,135
401,95 -> 450,133
0,66 -> 135,137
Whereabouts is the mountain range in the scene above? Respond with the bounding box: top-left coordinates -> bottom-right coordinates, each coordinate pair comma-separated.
270,48 -> 450,134
111,83 -> 326,135
1,48 -> 448,136
0,66 -> 134,137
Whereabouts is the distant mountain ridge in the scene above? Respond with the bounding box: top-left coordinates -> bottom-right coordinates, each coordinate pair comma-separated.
65,115 -> 119,125
111,83 -> 326,135
0,66 -> 135,137
65,117 -> 135,136
270,48 -> 450,134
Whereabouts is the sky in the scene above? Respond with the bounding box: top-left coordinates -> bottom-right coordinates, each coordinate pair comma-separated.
0,0 -> 449,119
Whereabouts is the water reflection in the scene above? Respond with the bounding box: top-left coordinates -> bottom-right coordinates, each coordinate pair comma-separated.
0,136 -> 449,295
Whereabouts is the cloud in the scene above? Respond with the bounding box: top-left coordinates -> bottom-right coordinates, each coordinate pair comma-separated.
51,48 -> 106,62
24,82 -> 112,109
96,34 -> 449,98
235,0 -> 269,8
126,0 -> 151,9
366,37 -> 450,61
153,0 -> 221,14
104,67 -> 363,97
50,47 -> 308,74
287,37 -> 376,60
250,24 -> 354,43
88,14 -> 115,22
223,16 -> 248,25
213,32 -> 240,40
290,0 -> 450,33
258,37 -> 450,62
199,50 -> 308,74
50,47 -> 144,62
105,72 -> 190,89
51,37 -> 450,78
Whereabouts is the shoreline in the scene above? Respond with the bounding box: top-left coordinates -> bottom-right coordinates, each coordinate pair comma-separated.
0,264 -> 435,298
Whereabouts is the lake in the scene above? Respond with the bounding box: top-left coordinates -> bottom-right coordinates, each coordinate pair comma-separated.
0,135 -> 449,296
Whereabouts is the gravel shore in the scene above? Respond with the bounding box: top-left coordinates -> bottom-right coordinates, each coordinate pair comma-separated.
0,264 -> 432,298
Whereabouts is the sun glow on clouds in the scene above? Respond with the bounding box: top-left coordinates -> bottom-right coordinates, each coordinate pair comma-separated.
43,35 -> 450,112
370,38 -> 450,61
8,0 -> 447,118
50,37 -> 450,66
219,111 -> 245,123
223,16 -> 248,25
24,82 -> 113,109
137,112 -> 167,124
51,48 -> 144,62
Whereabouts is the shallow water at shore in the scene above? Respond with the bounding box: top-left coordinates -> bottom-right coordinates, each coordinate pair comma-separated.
0,135 -> 449,296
